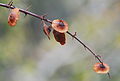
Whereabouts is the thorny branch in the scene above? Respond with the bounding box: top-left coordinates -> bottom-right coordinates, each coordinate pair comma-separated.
0,2 -> 110,78
0,2 -> 103,65
66,31 -> 103,63
0,3 -> 52,23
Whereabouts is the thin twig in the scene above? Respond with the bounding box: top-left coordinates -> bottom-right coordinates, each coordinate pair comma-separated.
0,3 -> 111,78
0,2 -> 103,63
0,3 -> 52,23
67,31 -> 103,63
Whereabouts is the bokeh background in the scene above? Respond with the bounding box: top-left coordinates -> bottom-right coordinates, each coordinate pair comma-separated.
0,0 -> 120,81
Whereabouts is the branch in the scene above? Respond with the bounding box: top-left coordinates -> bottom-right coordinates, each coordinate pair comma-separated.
67,31 -> 102,63
0,3 -> 52,23
0,2 -> 111,78
0,3 -> 102,63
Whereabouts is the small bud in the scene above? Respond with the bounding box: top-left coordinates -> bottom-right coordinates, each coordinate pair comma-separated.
93,62 -> 110,74
8,8 -> 20,26
52,19 -> 68,33
53,30 -> 66,45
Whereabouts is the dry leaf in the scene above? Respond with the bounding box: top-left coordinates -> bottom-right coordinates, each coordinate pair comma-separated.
43,22 -> 51,40
8,8 -> 20,26
53,30 -> 66,45
93,62 -> 110,74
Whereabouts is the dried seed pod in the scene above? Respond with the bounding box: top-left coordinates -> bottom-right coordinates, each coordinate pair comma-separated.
8,8 -> 20,26
52,19 -> 68,33
53,30 -> 66,45
93,62 -> 110,74
43,22 -> 51,40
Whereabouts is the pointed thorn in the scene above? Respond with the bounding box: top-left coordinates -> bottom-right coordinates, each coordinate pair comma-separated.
72,32 -> 77,40
8,0 -> 13,5
41,13 -> 48,20
97,55 -> 101,58
24,13 -> 27,17
26,4 -> 32,11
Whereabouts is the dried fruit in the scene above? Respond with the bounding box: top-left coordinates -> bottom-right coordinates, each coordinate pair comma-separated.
52,19 -> 68,33
43,22 -> 51,40
53,30 -> 66,45
8,8 -> 20,26
93,62 -> 110,74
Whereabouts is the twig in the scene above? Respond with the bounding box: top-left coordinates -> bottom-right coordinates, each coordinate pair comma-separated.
0,3 -> 52,23
67,31 -> 103,63
0,2 -> 103,63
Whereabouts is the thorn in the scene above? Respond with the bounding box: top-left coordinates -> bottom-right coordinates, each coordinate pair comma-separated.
41,13 -> 48,20
94,55 -> 100,61
82,44 -> 87,50
26,5 -> 32,11
24,14 -> 27,17
8,0 -> 13,11
8,0 -> 13,6
97,55 -> 101,58
72,32 -> 77,40
8,0 -> 16,10
24,5 -> 32,17
8,0 -> 15,8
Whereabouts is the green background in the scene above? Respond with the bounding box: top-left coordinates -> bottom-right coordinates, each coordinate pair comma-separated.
0,0 -> 120,81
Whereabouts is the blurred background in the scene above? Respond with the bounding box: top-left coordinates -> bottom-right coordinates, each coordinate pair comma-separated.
0,0 -> 120,81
